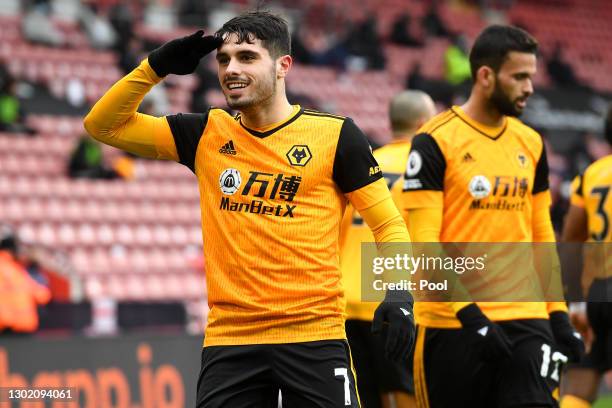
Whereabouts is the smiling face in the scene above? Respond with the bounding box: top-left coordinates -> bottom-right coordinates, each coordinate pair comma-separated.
488,51 -> 536,117
215,33 -> 280,111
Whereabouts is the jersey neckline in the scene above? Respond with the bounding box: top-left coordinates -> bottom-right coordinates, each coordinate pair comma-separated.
237,105 -> 303,138
451,106 -> 508,140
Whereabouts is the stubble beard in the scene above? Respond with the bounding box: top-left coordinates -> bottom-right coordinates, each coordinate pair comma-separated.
489,80 -> 525,118
226,68 -> 277,111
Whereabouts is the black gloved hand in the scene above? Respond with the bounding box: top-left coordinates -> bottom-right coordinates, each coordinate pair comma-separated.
372,290 -> 415,362
549,311 -> 585,363
148,30 -> 223,77
457,303 -> 513,362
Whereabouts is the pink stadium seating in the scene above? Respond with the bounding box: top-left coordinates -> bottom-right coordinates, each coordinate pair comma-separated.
0,112 -> 204,303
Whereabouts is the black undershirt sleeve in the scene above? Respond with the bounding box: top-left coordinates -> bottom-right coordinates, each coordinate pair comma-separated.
166,109 -> 210,173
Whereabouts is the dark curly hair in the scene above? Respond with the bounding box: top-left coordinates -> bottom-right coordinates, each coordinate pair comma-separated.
470,25 -> 538,81
215,11 -> 291,59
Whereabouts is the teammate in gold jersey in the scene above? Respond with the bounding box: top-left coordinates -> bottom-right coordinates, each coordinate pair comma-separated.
402,25 -> 583,407
559,106 -> 612,408
340,90 -> 435,408
84,11 -> 415,408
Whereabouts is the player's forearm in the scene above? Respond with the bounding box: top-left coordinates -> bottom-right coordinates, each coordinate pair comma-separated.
560,205 -> 588,301
532,192 -> 567,310
347,179 -> 411,243
349,180 -> 413,289
406,207 -> 442,242
532,206 -> 556,243
367,208 -> 414,288
360,197 -> 411,243
83,59 -> 175,159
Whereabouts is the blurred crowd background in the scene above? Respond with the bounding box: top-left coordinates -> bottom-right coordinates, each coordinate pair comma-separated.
0,0 -> 610,343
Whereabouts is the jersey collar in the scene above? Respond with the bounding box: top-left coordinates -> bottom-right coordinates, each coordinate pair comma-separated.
388,137 -> 411,145
237,105 -> 303,138
451,106 -> 508,140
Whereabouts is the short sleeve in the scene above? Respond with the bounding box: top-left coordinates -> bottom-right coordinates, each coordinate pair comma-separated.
402,133 -> 445,192
166,110 -> 210,172
333,118 -> 383,193
532,142 -> 550,195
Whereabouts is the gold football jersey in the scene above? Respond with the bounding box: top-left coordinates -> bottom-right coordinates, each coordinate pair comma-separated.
166,106 -> 383,345
403,106 -> 554,327
570,154 -> 612,293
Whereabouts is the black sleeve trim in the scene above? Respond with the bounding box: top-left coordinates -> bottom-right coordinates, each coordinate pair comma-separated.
333,118 -> 383,193
166,109 -> 210,173
403,133 -> 445,191
532,142 -> 550,194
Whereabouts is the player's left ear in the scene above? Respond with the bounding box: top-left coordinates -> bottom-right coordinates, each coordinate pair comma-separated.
479,66 -> 495,89
276,55 -> 292,79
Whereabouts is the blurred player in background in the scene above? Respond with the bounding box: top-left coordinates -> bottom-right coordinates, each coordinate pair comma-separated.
84,10 -> 415,408
340,90 -> 435,408
0,224 -> 51,334
402,25 -> 584,407
559,105 -> 612,408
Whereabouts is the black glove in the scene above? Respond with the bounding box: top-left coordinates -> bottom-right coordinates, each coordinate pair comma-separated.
148,31 -> 223,77
549,311 -> 585,363
457,303 -> 513,362
372,290 -> 415,362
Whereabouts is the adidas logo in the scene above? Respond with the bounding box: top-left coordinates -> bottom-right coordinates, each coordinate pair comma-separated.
219,140 -> 237,155
462,152 -> 475,162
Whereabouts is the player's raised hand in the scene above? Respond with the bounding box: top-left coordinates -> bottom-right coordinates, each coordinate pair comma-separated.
148,31 -> 223,77
372,290 -> 416,362
549,311 -> 585,363
457,303 -> 513,361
